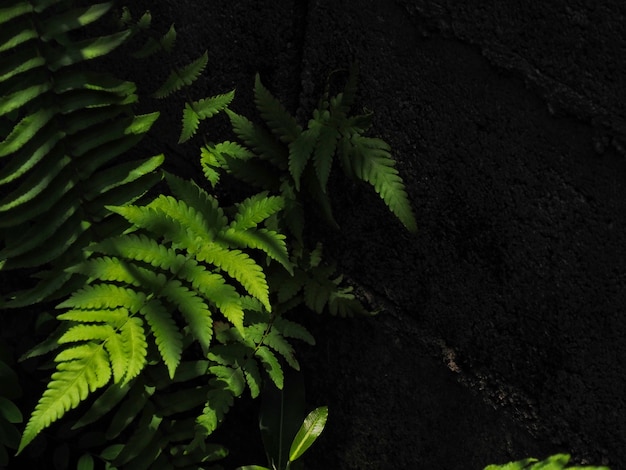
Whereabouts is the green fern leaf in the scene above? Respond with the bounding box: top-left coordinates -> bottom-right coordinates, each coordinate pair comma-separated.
184,269 -> 246,334
349,135 -> 417,233
153,50 -> 208,98
222,228 -> 292,274
0,108 -> 54,157
58,324 -> 116,343
0,2 -> 33,26
108,204 -> 195,249
164,172 -> 227,234
66,256 -> 142,286
242,357 -> 262,399
179,94 -> 235,144
49,31 -> 132,71
106,382 -> 155,440
196,385 -> 234,436
83,154 -> 164,201
40,3 -> 114,39
115,317 -> 147,383
0,82 -> 52,116
160,24 -> 177,52
196,243 -> 270,312
112,408 -> 163,467
288,124 -> 320,191
58,285 -> 147,312
313,124 -> 340,192
89,235 -> 182,272
273,317 -> 315,345
255,346 -> 283,389
148,195 -> 213,241
57,307 -> 129,325
152,386 -> 207,416
254,74 -> 301,143
209,365 -> 246,397
103,331 -> 129,384
140,298 -> 182,379
160,280 -> 213,353
226,109 -> 288,169
230,193 -> 285,230
0,128 -> 62,185
263,329 -> 299,370
303,277 -> 332,314
18,344 -> 112,453
194,91 -> 235,120
272,269 -> 307,304
72,382 -> 131,430
132,22 -> 176,58
180,103 -> 200,144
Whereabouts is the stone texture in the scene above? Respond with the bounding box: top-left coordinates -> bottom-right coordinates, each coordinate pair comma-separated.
112,0 -> 626,467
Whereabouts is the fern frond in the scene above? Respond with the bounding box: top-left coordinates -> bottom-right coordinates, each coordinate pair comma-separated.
89,234 -> 178,271
40,3 -> 114,39
313,124 -> 340,192
160,280 -> 213,353
179,87 -> 234,145
255,346 -> 284,389
108,205 -> 195,248
254,74 -> 301,143
230,192 -> 285,230
132,20 -> 176,58
222,228 -> 292,274
49,30 -> 132,71
196,386 -> 234,437
242,357 -> 262,398
83,154 -> 164,201
263,329 -> 299,370
119,317 -> 149,382
184,269 -> 246,334
288,124 -> 320,191
57,307 -> 128,325
141,298 -> 182,379
58,284 -> 147,312
18,344 -> 111,453
226,109 -> 288,169
200,141 -> 254,187
180,103 -> 201,144
209,365 -> 246,397
58,324 -> 116,343
196,243 -> 271,311
153,50 -> 208,98
348,135 -> 417,233
148,195 -> 213,241
164,172 -> 228,234
105,380 -> 155,440
273,317 -> 315,345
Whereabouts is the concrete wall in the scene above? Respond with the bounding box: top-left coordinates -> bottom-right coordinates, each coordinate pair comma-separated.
124,1 -> 626,467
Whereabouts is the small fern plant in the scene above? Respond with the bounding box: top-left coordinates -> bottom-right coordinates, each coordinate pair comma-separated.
484,453 -> 610,470
202,62 -> 417,237
17,172 -> 311,455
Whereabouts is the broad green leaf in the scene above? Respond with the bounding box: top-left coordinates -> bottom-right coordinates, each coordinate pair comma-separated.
288,406 -> 328,462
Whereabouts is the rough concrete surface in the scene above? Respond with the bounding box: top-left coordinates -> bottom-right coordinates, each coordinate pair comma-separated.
120,0 -> 625,467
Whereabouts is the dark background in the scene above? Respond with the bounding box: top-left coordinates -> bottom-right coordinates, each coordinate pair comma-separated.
121,1 -> 626,468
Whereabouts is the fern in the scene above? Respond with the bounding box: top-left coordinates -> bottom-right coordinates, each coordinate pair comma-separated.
484,453 -> 610,470
153,50 -> 208,99
205,64 -> 418,234
18,173 -> 301,454
0,0 -> 163,307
